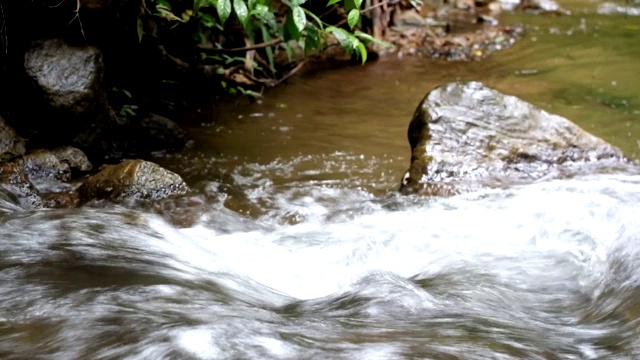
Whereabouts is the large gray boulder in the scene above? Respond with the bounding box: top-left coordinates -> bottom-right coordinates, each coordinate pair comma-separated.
24,38 -> 107,117
401,82 -> 627,195
0,115 -> 26,162
78,159 -> 190,203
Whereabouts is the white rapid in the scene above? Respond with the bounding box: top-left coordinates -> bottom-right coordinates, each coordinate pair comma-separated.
1,162 -> 640,359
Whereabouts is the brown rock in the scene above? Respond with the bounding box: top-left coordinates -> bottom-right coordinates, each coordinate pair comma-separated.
78,159 -> 189,203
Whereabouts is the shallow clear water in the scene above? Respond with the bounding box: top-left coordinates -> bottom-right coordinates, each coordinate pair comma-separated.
2,0 -> 640,358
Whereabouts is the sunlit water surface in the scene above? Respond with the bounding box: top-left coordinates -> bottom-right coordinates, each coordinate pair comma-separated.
2,0 -> 640,358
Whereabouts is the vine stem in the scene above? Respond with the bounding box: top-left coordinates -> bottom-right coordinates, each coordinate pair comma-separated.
197,38 -> 284,53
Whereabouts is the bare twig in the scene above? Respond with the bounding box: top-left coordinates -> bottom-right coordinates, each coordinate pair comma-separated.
361,0 -> 391,13
67,0 -> 86,40
197,38 -> 284,53
141,0 -> 150,14
244,37 -> 255,75
0,1 -> 7,58
269,59 -> 308,87
158,44 -> 191,71
236,58 -> 307,87
253,52 -> 276,78
320,4 -> 339,18
334,0 -> 392,35
40,0 -> 66,8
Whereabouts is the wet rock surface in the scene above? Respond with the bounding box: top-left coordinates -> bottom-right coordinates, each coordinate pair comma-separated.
78,159 -> 190,203
21,147 -> 92,184
42,192 -> 80,208
0,146 -> 92,210
0,162 -> 44,209
401,81 -> 628,195
0,115 -> 26,162
24,39 -> 107,117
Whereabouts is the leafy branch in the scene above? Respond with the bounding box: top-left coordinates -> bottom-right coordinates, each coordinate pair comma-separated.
141,0 -> 390,96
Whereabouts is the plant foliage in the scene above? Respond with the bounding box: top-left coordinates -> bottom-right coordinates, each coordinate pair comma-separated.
142,0 -> 386,96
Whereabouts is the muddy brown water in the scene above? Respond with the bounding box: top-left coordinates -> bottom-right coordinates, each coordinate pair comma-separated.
1,1 -> 640,358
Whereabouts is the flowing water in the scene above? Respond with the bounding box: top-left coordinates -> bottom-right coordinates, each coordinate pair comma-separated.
2,1 -> 640,358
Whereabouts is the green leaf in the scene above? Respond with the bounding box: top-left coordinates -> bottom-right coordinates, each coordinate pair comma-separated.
120,106 -> 136,116
234,0 -> 249,23
195,0 -> 215,10
291,6 -> 306,32
224,55 -> 247,64
304,26 -> 322,52
155,3 -> 183,21
326,0 -> 341,6
199,12 -> 217,28
217,0 -> 232,24
284,10 -> 301,40
260,25 -> 276,72
137,18 -> 143,43
239,87 -> 262,97
344,0 -> 356,12
355,41 -> 367,64
302,8 -> 323,29
354,0 -> 362,8
251,5 -> 278,31
326,26 -> 351,49
181,10 -> 192,22
249,4 -> 269,14
284,42 -> 294,62
354,30 -> 393,48
347,9 -> 360,29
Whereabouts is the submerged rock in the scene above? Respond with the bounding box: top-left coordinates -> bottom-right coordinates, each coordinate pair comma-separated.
0,115 -> 26,162
0,162 -> 44,209
401,82 -> 627,196
78,159 -> 189,203
42,192 -> 80,208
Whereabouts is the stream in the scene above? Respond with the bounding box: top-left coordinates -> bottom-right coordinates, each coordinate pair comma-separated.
2,0 -> 640,358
